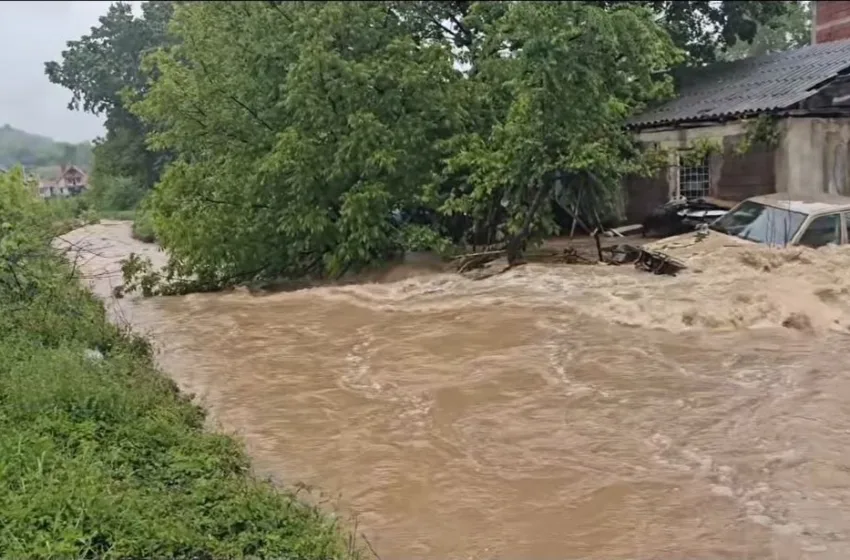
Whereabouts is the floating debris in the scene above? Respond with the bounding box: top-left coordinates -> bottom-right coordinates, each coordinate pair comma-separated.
602,244 -> 686,276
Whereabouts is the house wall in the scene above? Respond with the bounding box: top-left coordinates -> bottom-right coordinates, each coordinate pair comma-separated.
776,117 -> 850,196
813,1 -> 850,45
623,121 -> 776,222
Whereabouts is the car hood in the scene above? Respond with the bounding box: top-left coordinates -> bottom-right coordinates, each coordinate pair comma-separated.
643,230 -> 758,263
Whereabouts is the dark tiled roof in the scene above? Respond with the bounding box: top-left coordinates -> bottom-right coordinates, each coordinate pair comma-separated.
630,39 -> 850,128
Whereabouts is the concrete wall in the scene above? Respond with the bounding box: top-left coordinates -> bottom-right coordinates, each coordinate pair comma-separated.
776,118 -> 850,197
623,121 -> 775,222
624,168 -> 668,223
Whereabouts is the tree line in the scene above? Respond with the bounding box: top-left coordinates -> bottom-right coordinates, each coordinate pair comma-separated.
46,1 -> 808,287
0,124 -> 93,172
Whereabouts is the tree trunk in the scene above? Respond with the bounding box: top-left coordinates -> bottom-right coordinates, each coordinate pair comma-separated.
506,179 -> 552,266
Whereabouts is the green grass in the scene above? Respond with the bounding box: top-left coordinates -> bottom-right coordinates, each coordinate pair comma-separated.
0,175 -> 356,559
99,209 -> 137,221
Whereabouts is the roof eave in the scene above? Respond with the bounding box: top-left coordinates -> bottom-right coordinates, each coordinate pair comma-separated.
626,108 -> 776,131
628,105 -> 850,132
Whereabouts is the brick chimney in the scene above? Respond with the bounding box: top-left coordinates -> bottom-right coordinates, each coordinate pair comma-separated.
813,1 -> 850,44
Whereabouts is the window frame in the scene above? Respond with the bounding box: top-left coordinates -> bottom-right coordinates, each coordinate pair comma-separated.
795,212 -> 846,247
842,212 -> 848,245
676,150 -> 711,201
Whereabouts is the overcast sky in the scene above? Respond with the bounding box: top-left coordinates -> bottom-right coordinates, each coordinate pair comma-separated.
0,1 -> 125,143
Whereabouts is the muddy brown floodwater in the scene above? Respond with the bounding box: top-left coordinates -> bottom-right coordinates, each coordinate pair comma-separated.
59,221 -> 850,559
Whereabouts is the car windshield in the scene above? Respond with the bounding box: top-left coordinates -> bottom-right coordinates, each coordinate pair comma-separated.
709,200 -> 807,246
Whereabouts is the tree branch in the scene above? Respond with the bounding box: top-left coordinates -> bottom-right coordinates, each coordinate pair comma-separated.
227,95 -> 275,132
198,196 -> 272,211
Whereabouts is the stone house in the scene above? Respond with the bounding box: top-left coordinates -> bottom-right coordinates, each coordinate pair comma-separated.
624,0 -> 850,223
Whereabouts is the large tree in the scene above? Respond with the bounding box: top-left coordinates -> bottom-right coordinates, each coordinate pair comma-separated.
113,1 -> 790,288
721,0 -> 810,61
642,0 -> 792,63
132,1 -> 460,283
394,1 -> 792,66
126,1 -> 679,283
425,1 -> 682,260
45,1 -> 174,205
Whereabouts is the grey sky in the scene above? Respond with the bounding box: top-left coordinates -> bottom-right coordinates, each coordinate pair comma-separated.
0,1 -> 125,143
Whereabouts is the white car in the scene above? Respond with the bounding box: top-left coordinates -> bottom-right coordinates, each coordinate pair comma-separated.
708,193 -> 850,248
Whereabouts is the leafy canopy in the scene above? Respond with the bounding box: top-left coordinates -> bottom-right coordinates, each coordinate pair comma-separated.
721,0 -> 810,61
108,0 -> 786,286
132,1 -> 460,282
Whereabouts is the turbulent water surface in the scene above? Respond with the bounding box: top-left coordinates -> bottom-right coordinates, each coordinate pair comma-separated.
60,221 -> 850,559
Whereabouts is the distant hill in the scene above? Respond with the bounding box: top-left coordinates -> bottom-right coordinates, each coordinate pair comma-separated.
0,125 -> 93,177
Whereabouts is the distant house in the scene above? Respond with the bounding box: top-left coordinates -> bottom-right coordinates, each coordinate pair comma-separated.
623,0 -> 850,222
38,164 -> 89,199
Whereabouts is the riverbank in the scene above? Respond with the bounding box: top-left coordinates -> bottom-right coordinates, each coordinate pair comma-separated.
0,175 -> 356,558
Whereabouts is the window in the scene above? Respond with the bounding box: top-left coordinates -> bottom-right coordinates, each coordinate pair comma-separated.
678,152 -> 710,200
710,200 -> 806,246
798,213 -> 842,248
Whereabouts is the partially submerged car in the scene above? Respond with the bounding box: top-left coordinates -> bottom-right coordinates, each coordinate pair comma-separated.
708,193 -> 850,248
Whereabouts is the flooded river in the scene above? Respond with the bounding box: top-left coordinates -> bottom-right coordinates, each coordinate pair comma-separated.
60,221 -> 850,559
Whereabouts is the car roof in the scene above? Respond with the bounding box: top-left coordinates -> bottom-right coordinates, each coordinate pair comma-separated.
745,192 -> 850,215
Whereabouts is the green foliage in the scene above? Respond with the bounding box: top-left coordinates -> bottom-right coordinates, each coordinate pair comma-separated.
721,1 -> 810,61
88,174 -> 147,212
401,1 -> 792,66
45,1 -> 175,200
677,138 -> 723,166
46,0 -> 791,291
0,164 -> 355,559
631,0 -> 793,64
123,1 -> 680,286
43,196 -> 99,236
735,115 -> 782,155
0,125 -> 92,171
131,203 -> 157,244
131,1 -> 460,284
433,2 -> 681,258
100,209 -> 137,221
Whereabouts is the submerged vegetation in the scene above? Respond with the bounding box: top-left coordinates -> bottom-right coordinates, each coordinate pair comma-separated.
44,1 -> 798,293
0,169 -> 355,557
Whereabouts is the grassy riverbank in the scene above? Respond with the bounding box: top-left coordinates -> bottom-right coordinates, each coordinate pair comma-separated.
0,172 -> 354,557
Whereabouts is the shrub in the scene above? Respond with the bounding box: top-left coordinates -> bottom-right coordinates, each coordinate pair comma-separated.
88,174 -> 148,212
131,205 -> 156,243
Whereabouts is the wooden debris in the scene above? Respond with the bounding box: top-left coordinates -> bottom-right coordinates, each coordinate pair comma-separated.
453,246 -> 595,276
635,249 -> 686,275
600,244 -> 686,276
454,250 -> 505,274
453,238 -> 685,278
